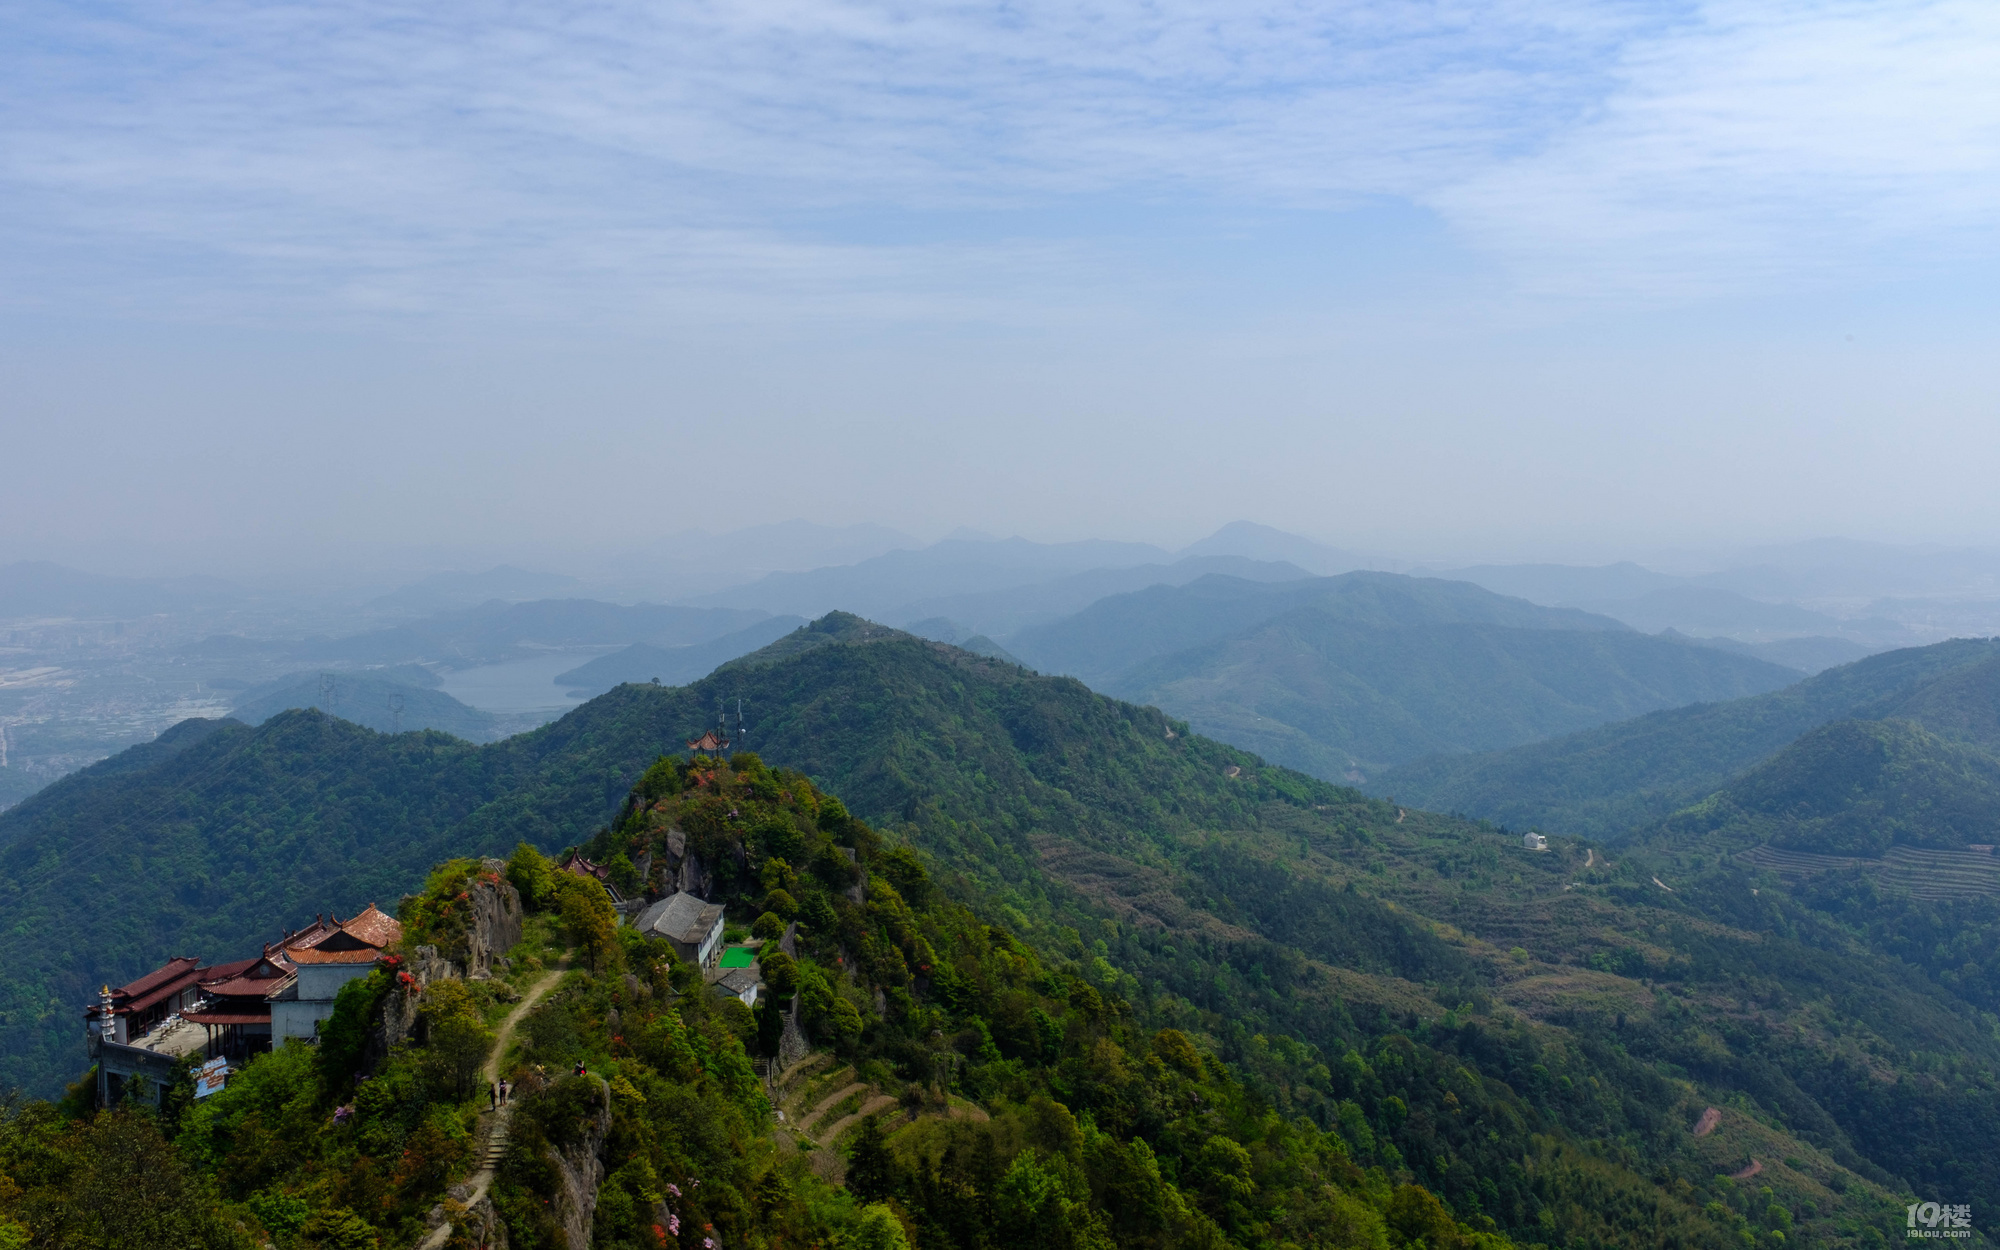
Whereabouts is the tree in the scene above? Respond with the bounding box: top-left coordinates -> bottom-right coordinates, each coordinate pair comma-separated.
848,1203 -> 910,1250
506,842 -> 557,911
1387,1184 -> 1462,1250
759,949 -> 799,997
419,980 -> 493,1100
13,1108 -> 247,1249
845,1114 -> 898,1204
555,873 -> 619,972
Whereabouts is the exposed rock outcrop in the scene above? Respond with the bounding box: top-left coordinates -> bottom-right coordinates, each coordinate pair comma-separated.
454,1192 -> 511,1250
651,827 -> 719,899
466,858 -> 525,979
379,944 -> 455,1055
549,1078 -> 614,1250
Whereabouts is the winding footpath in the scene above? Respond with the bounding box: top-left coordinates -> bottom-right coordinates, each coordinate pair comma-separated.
418,955 -> 571,1250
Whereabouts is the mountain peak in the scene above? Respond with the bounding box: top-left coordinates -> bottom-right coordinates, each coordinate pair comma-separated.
720,611 -> 913,671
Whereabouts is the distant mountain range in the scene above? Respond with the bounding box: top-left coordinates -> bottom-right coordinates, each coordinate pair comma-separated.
1376,636 -> 2000,837
1437,560 -> 1916,652
243,599 -> 772,668
678,521 -> 1370,625
365,564 -> 583,614
890,554 -> 1311,638
1001,571 -> 1796,779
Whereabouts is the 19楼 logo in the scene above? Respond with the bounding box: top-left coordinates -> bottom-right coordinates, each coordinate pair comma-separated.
1908,1203 -> 1972,1238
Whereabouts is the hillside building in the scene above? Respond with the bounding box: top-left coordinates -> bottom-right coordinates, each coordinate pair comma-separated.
635,891 -> 726,967
85,902 -> 403,1107
716,965 -> 761,1007
268,904 -> 404,1042
558,850 -> 626,903
1523,832 -> 1549,851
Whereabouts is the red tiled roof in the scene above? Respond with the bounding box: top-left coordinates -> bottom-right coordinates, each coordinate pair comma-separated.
338,904 -> 402,948
282,904 -> 401,960
286,945 -> 384,965
196,956 -> 261,984
182,1009 -> 271,1026
114,955 -> 200,1002
199,977 -> 273,999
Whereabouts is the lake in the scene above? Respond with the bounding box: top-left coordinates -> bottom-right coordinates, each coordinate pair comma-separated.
437,649 -> 617,715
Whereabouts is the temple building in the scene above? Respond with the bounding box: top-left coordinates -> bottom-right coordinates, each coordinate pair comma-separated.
85,902 -> 402,1107
90,955 -> 205,1044
181,947 -> 296,1060
268,904 -> 404,1042
557,850 -> 626,903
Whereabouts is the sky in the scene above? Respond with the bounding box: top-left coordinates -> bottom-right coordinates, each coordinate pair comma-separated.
3,0 -> 1999,571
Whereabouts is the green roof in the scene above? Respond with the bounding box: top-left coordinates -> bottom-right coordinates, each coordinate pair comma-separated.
719,946 -> 758,969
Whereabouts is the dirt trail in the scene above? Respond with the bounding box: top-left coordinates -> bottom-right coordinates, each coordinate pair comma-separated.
1729,1159 -> 1763,1180
485,956 -> 571,1083
419,955 -> 572,1250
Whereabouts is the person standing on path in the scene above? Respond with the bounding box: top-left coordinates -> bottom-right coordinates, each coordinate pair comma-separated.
488,1081 -> 498,1111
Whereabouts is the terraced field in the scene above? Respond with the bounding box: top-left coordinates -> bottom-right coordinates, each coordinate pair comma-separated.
1739,844 -> 2000,899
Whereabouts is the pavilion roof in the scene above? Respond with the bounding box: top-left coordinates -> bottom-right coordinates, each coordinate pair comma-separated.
281,903 -> 401,960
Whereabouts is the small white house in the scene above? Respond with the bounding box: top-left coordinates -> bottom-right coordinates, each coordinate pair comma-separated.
716,965 -> 761,1007
1523,832 -> 1549,851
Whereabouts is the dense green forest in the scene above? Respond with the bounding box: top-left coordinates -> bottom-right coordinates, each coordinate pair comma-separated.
4,615 -> 1999,1245
0,755 -> 1829,1249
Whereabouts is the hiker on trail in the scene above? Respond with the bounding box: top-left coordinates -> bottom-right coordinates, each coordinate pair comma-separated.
499,1078 -> 510,1106
489,1082 -> 498,1110
573,1060 -> 587,1077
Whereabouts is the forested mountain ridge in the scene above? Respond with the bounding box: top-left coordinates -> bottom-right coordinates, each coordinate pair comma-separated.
1007,571 -> 1632,686
1103,611 -> 1798,780
1376,638 -> 2000,837
2,614 -> 1995,1245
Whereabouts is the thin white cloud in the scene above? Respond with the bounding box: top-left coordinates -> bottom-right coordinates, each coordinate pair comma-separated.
1435,0 -> 2000,295
2,0 -> 1994,319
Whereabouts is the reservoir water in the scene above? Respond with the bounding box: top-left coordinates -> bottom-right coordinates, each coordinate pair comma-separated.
437,649 -> 616,716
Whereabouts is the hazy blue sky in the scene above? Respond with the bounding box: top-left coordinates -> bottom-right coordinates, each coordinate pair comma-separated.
4,0 -> 1998,569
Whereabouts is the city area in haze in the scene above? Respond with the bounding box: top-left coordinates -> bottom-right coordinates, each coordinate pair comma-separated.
4,1 -> 1999,1248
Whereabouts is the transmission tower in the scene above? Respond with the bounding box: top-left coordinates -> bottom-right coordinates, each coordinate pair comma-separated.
318,673 -> 337,718
388,691 -> 405,734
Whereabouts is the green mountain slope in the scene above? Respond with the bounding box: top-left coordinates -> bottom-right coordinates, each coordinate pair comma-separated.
1007,571 -> 1629,686
1105,610 -> 1799,780
5,615 -> 1998,1243
230,671 -> 499,740
1375,637 -> 2000,837
1666,718 -> 2000,858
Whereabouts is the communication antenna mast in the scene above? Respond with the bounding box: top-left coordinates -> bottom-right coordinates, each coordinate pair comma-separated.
318,673 -> 337,718
388,691 -> 405,735
736,698 -> 746,747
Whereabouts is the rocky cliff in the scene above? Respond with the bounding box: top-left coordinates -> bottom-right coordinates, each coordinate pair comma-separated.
550,1078 -> 613,1250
